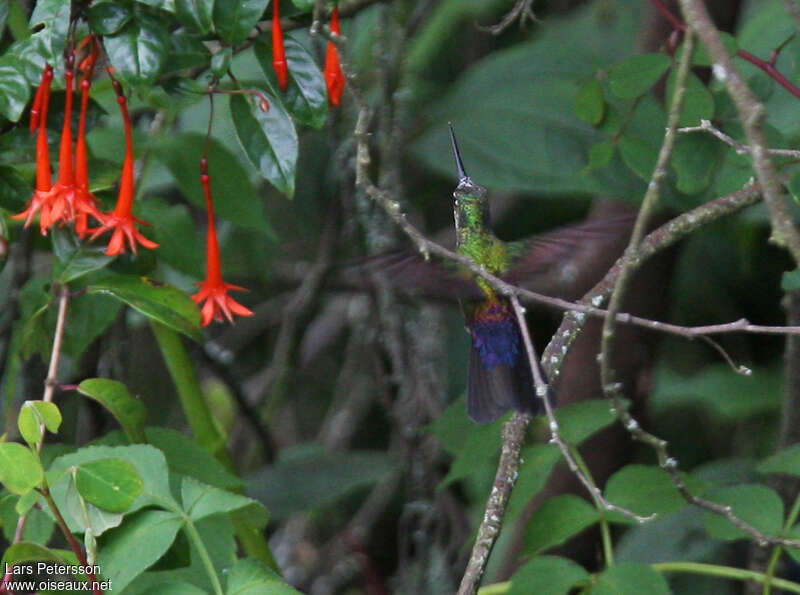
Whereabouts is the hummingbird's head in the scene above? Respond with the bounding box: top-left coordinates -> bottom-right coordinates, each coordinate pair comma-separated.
449,124 -> 490,240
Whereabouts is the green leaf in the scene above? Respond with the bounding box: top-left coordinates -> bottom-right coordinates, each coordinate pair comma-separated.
619,135 -> 658,181
75,458 -> 144,513
156,133 -> 275,236
666,70 -> 714,127
651,363 -> 782,422
255,36 -> 329,129
63,470 -> 125,537
582,140 -> 615,174
162,32 -> 211,74
231,92 -> 299,198
0,442 -> 43,495
247,445 -> 396,520
427,394 -> 474,454
226,558 -> 303,595
0,59 -> 30,122
211,47 -> 233,79
48,444 -> 178,533
759,444 -> 800,476
440,416 -> 505,487
557,398 -> 628,445
608,53 -> 671,99
703,484 -> 783,540
604,464 -> 695,521
588,563 -> 670,595
137,0 -> 176,11
77,378 -> 147,443
291,0 -> 314,11
1,542 -> 65,568
213,0 -> 269,44
140,581 -> 209,595
524,495 -> 600,554
0,493 -> 54,543
104,10 -> 170,86
29,0 -> 70,61
138,199 -> 204,278
51,228 -> 114,284
88,1 -> 133,35
412,1 -> 644,198
176,0 -> 214,33
506,444 -> 561,522
509,556 -> 589,595
18,400 -> 62,446
0,165 -> 31,212
145,427 -> 243,489
575,78 -> 605,125
671,133 -> 721,195
82,271 -> 202,342
98,509 -> 184,592
181,476 -> 258,521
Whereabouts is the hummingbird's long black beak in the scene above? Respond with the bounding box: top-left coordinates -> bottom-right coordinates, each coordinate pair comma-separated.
448,123 -> 469,182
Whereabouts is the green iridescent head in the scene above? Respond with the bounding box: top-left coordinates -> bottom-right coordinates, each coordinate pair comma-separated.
449,124 -> 490,237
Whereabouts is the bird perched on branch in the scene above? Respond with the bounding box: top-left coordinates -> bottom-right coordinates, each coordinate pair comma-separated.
341,127 -> 635,423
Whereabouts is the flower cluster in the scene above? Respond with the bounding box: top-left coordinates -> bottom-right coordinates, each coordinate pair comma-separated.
14,43 -> 157,256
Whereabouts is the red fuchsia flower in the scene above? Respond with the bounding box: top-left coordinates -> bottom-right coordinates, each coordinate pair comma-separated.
13,64 -> 54,233
192,159 -> 253,326
90,81 -> 158,256
74,41 -> 102,238
324,6 -> 345,107
41,56 -> 78,231
29,65 -> 49,133
272,0 -> 289,91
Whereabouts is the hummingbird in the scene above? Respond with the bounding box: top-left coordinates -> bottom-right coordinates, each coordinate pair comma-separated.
347,127 -> 635,423
448,125 -> 541,423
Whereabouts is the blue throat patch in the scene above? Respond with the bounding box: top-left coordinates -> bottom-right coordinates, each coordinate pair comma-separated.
471,303 -> 520,369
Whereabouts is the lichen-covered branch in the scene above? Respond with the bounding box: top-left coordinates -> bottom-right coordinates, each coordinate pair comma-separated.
678,0 -> 800,265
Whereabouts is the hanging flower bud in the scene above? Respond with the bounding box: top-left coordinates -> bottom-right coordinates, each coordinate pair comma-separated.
272,0 -> 289,91
13,64 -> 54,233
324,6 -> 345,107
192,158 -> 253,326
74,39 -> 102,238
29,69 -> 47,133
90,81 -> 158,256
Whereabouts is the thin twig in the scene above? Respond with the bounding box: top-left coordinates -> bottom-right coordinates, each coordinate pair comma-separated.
678,119 -> 800,159
598,19 -> 693,506
42,285 -> 70,405
476,0 -> 538,35
9,285 -> 71,549
41,485 -> 103,595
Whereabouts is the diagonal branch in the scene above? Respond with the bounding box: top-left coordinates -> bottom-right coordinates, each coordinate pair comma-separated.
677,0 -> 800,265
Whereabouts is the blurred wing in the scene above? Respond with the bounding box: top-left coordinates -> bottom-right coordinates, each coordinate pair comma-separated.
341,250 -> 483,301
505,211 -> 635,280
503,207 -> 635,296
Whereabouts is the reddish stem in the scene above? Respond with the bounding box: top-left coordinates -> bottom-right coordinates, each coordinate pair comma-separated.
737,49 -> 800,101
41,487 -> 103,595
650,0 -> 800,101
